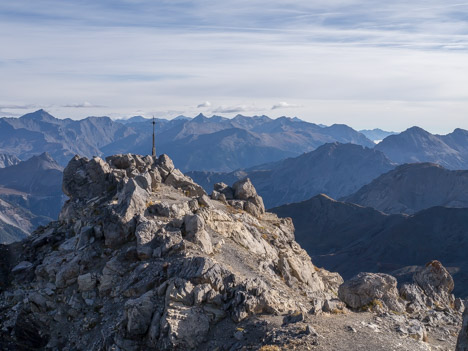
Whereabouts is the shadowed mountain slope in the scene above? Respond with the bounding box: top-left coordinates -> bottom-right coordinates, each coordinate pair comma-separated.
188,143 -> 396,208
342,163 -> 468,214
0,153 -> 64,243
375,126 -> 468,169
271,195 -> 468,297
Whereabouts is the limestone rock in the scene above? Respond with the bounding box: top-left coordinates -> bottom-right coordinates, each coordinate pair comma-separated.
232,178 -> 265,216
125,291 -> 155,335
413,260 -> 455,309
457,306 -> 468,351
135,219 -> 159,259
62,155 -> 112,200
338,272 -> 405,313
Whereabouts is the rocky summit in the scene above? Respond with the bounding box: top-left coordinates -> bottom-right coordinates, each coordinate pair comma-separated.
0,153 -> 465,350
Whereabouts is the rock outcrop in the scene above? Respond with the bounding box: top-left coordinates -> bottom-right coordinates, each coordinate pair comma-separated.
0,153 -> 340,350
339,261 -> 464,345
457,307 -> 468,350
338,272 -> 405,313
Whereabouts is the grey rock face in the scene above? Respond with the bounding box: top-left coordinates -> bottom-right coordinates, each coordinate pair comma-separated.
0,154 -> 20,168
338,272 -> 405,313
0,153 -> 340,350
457,306 -> 468,351
211,178 -> 265,218
400,260 -> 456,313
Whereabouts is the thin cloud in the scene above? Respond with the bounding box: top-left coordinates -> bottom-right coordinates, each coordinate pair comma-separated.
62,102 -> 105,108
197,101 -> 212,108
0,103 -> 39,109
271,102 -> 301,110
213,105 -> 249,114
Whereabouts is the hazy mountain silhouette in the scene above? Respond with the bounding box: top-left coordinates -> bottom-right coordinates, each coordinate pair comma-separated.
0,110 -> 375,172
376,126 -> 468,169
271,194 -> 468,297
342,163 -> 468,214
0,153 -> 64,242
188,142 -> 396,208
359,128 -> 397,142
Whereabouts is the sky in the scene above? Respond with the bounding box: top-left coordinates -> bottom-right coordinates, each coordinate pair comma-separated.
1,1 -> 468,133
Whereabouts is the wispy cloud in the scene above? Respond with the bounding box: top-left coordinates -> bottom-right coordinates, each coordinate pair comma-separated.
0,103 -> 40,109
212,105 -> 250,114
197,101 -> 211,108
1,1 -> 468,132
62,102 -> 105,108
271,102 -> 301,110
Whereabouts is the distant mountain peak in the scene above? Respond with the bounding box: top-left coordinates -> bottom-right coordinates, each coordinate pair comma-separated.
20,109 -> 58,122
405,126 -> 429,134
193,113 -> 207,120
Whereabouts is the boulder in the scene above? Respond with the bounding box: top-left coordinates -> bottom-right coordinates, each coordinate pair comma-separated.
213,183 -> 234,200
164,169 -> 206,197
184,214 -> 213,254
232,178 -> 265,216
77,273 -> 97,292
413,260 -> 455,310
338,272 -> 405,312
63,156 -> 113,200
135,219 -> 159,259
125,291 -> 155,335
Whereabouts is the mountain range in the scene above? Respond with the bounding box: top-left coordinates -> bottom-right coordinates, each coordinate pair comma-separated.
188,142 -> 396,208
359,128 -> 397,142
271,194 -> 468,297
342,162 -> 468,214
375,126 -> 468,169
0,153 -> 63,243
4,110 -> 468,172
0,110 -> 375,172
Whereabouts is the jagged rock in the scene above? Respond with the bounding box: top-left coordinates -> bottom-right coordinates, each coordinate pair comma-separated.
184,214 -> 213,254
457,306 -> 468,350
232,178 -> 265,216
338,273 -> 405,313
135,219 -> 159,259
400,283 -> 428,313
125,291 -> 155,335
55,256 -> 81,288
456,298 -> 465,312
11,261 -> 33,274
164,169 -> 206,197
63,156 -> 113,199
213,182 -> 234,200
77,273 -> 96,292
322,299 -> 346,313
413,260 -> 455,309
197,194 -> 212,208
400,261 -> 456,313
158,154 -> 174,174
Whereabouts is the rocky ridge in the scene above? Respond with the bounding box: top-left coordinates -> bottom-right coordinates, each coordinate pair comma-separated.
0,153 -> 341,350
0,153 -> 465,350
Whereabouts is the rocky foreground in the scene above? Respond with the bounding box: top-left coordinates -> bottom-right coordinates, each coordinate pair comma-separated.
0,153 -> 466,350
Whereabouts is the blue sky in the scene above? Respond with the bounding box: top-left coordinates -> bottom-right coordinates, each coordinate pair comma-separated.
1,0 -> 468,132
